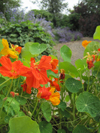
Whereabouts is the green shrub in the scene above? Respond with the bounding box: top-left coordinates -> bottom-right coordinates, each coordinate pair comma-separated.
0,20 -> 55,55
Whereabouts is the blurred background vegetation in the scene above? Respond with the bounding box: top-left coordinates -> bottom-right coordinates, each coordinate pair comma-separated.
0,0 -> 100,46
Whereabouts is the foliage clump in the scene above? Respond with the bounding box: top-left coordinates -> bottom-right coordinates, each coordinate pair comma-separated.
0,20 -> 55,55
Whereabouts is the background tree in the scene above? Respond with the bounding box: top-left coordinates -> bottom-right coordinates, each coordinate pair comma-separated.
72,1 -> 100,36
31,0 -> 68,26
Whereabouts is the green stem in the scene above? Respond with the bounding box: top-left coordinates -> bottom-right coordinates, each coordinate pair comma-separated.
0,78 -> 10,87
31,99 -> 38,119
72,93 -> 75,120
87,70 -> 90,92
34,102 -> 42,120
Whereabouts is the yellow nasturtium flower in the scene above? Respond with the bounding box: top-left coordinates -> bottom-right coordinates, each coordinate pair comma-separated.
0,39 -> 21,59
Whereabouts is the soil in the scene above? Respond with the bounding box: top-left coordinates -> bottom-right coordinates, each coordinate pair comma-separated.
53,37 -> 100,65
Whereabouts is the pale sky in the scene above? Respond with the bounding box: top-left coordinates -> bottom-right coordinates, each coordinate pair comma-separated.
20,0 -> 80,14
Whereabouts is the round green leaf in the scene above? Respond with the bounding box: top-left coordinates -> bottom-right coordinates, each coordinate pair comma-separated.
73,125 -> 90,133
29,42 -> 47,56
60,45 -> 72,62
39,121 -> 52,133
93,26 -> 100,40
59,61 -> 79,77
41,102 -> 51,122
9,116 -> 40,133
76,92 -> 100,117
65,78 -> 82,93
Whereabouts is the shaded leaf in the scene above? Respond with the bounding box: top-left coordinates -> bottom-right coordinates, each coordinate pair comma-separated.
76,92 -> 100,117
65,78 -> 82,93
41,102 -> 51,122
73,125 -> 90,133
39,121 -> 52,133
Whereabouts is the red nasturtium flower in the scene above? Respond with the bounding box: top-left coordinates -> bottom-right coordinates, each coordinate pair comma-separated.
49,78 -> 60,91
50,59 -> 58,74
11,44 -> 22,54
0,56 -> 29,79
82,40 -> 92,48
98,48 -> 100,52
87,55 -> 95,69
21,81 -> 32,94
37,86 -> 51,100
25,55 -> 52,89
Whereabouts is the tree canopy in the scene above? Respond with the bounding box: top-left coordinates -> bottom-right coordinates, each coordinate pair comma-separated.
0,0 -> 21,13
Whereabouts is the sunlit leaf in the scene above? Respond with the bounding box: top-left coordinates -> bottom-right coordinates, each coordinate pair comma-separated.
9,116 -> 40,133
60,45 -> 72,62
93,26 -> 100,40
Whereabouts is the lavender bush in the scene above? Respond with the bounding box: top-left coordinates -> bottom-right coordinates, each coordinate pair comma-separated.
53,27 -> 83,43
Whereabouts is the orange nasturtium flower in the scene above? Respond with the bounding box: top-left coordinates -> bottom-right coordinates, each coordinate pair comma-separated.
0,56 -> 29,79
25,55 -> 52,89
82,40 -> 92,48
0,39 -> 22,59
